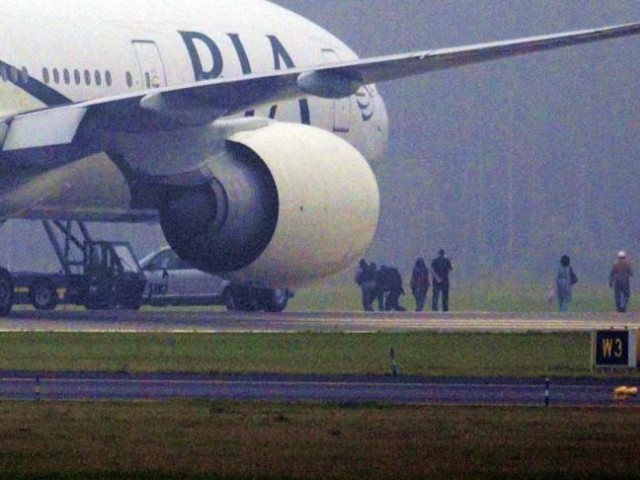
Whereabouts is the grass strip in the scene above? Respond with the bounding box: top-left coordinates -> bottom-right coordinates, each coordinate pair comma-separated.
1,401 -> 639,478
0,331 -> 597,377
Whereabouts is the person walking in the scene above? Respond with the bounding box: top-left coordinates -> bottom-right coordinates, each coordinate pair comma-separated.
375,265 -> 390,311
610,251 -> 633,313
431,249 -> 453,312
385,266 -> 406,311
355,259 -> 377,311
410,257 -> 430,312
553,255 -> 576,312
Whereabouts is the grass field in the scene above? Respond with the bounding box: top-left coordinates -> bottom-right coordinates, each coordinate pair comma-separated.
2,401 -> 640,479
0,331 -> 597,377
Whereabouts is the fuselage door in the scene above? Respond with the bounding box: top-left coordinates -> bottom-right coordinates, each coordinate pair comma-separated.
132,40 -> 167,89
322,49 -> 351,133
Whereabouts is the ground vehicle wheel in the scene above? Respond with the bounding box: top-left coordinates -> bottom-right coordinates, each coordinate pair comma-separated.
264,288 -> 289,312
0,268 -> 14,316
29,279 -> 59,310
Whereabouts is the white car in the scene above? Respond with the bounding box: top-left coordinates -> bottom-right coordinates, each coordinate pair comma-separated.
140,246 -> 291,312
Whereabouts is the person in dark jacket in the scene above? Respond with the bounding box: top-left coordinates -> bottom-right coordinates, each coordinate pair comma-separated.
554,255 -> 575,312
431,249 -> 453,312
410,257 -> 430,312
385,266 -> 406,311
375,265 -> 389,311
355,259 -> 377,311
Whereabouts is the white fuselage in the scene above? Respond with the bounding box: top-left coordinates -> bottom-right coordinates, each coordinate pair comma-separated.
0,0 -> 388,220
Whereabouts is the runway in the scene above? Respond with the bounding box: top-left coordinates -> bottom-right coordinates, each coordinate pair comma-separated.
1,372 -> 637,407
2,308 -> 640,333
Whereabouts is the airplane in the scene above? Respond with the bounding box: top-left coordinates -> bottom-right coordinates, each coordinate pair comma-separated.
0,0 -> 639,314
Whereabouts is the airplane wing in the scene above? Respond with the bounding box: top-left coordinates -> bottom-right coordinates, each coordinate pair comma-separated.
2,21 -> 640,159
313,21 -> 640,87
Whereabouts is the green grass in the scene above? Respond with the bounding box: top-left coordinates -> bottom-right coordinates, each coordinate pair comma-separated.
1,401 -> 640,479
0,331 -> 598,377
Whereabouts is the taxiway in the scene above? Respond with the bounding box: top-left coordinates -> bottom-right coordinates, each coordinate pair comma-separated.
1,309 -> 639,333
1,372 -> 636,407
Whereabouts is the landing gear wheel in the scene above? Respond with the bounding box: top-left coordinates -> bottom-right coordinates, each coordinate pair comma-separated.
225,287 -> 260,312
0,268 -> 14,316
30,279 -> 59,310
264,288 -> 289,312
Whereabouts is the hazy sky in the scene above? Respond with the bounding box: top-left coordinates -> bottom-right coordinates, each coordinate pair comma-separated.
270,0 -> 640,282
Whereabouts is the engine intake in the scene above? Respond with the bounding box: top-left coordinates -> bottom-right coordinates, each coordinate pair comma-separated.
160,122 -> 379,287
160,142 -> 278,272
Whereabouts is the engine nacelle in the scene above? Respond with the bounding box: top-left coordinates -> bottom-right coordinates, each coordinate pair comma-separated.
159,122 -> 379,287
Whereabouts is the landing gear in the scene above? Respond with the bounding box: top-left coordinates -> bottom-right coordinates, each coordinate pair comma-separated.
225,285 -> 290,312
264,288 -> 289,313
225,286 -> 260,312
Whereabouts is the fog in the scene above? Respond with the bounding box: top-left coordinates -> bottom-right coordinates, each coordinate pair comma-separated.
2,1 -> 640,286
272,0 -> 640,285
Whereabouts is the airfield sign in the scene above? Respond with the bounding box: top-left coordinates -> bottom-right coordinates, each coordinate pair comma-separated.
592,329 -> 638,369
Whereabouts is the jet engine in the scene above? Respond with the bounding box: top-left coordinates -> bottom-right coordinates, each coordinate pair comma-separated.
159,122 -> 380,287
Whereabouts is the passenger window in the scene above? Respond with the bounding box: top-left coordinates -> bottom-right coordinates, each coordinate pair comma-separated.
105,70 -> 112,87
95,70 -> 102,86
63,69 -> 70,85
74,70 -> 81,85
84,70 -> 91,86
53,68 -> 60,84
42,68 -> 49,84
10,67 -> 19,83
20,67 -> 29,83
126,71 -> 133,88
0,66 -> 6,82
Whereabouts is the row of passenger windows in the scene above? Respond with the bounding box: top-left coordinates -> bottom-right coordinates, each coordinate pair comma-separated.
43,68 -> 114,87
0,65 -> 29,84
0,64 -> 136,89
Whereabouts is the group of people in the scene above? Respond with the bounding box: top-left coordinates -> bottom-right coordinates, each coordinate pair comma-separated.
355,249 -> 453,312
551,250 -> 633,313
354,260 -> 406,311
358,248 -> 633,314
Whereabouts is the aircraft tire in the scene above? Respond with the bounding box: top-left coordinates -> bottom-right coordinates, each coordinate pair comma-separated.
225,287 -> 259,312
264,288 -> 288,313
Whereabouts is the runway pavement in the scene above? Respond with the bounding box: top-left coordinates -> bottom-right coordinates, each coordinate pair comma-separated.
1,372 -> 637,406
1,308 -> 640,333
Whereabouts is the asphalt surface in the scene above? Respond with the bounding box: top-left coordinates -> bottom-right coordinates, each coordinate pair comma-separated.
1,309 -> 639,406
2,308 -> 640,333
1,372 -> 638,406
